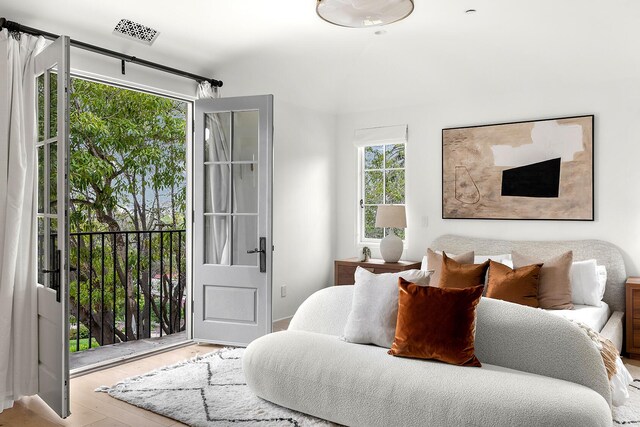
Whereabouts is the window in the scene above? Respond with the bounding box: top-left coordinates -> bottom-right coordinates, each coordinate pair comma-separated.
359,142 -> 406,243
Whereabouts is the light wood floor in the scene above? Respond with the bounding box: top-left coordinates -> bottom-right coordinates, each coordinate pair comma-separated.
0,340 -> 636,426
0,318 -> 292,427
0,343 -> 220,427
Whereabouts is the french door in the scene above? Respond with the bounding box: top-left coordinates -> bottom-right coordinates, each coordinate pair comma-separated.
193,95 -> 273,346
35,36 -> 70,418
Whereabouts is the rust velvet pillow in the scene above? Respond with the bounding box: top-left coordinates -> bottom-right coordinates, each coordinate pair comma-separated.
485,260 -> 543,308
388,279 -> 483,367
426,249 -> 475,287
438,252 -> 490,289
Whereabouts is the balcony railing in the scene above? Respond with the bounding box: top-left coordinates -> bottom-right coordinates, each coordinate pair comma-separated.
69,230 -> 186,352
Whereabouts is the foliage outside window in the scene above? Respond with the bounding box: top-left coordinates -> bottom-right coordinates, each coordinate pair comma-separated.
360,143 -> 406,242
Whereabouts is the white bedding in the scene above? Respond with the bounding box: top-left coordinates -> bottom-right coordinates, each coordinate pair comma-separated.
546,301 -> 611,332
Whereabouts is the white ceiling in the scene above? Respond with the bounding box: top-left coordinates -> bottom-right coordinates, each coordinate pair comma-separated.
1,0 -> 639,112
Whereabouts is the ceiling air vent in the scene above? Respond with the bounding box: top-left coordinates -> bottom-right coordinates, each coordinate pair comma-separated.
113,19 -> 159,45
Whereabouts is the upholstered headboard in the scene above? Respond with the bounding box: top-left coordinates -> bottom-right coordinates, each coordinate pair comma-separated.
431,234 -> 627,313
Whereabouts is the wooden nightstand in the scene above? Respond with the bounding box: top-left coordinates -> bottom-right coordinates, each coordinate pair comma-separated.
334,258 -> 422,286
626,277 -> 640,358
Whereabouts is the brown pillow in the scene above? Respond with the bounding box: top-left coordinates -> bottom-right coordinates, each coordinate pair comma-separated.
512,251 -> 574,310
486,260 -> 543,308
389,278 -> 483,367
439,252 -> 489,289
426,248 -> 474,287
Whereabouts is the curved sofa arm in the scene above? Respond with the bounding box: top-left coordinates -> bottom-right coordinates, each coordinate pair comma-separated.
288,286 -> 353,336
601,311 -> 624,353
476,298 -> 611,406
288,286 -> 611,406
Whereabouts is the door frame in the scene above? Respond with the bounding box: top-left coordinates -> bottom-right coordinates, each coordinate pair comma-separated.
65,70 -> 196,342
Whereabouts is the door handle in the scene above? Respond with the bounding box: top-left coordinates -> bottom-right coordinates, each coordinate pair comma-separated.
247,237 -> 267,273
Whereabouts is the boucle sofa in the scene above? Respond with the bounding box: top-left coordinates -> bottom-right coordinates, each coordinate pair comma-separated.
243,236 -> 625,426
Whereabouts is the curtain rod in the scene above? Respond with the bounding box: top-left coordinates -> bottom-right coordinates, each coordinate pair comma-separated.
0,17 -> 223,87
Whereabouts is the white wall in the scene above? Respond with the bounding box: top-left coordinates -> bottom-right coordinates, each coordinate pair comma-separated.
335,77 -> 640,276
269,101 -> 336,320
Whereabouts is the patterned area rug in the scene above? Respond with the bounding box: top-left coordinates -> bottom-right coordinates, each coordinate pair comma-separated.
614,378 -> 640,425
97,347 -> 334,426
97,347 -> 640,426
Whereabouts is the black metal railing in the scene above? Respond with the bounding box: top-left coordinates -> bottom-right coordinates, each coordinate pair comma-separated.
69,230 -> 186,352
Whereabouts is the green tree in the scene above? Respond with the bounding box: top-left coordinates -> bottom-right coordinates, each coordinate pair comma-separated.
68,78 -> 187,347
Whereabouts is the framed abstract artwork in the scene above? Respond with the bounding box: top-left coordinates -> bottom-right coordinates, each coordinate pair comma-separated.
442,115 -> 594,220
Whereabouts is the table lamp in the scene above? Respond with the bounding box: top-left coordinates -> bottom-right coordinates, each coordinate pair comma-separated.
375,205 -> 406,263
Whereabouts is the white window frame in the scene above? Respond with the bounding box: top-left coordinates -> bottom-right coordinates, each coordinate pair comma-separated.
357,142 -> 407,247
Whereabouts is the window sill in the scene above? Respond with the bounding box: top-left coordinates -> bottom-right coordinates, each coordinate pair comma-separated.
357,241 -> 408,250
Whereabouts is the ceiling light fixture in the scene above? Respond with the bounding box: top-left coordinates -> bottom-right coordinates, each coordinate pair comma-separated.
316,0 -> 414,28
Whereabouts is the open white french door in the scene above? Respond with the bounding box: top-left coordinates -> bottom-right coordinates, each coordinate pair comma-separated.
34,36 -> 70,418
193,95 -> 273,346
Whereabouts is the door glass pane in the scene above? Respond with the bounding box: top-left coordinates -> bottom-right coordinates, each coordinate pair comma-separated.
50,143 -> 57,214
204,164 -> 230,213
204,112 -> 231,162
49,70 -> 57,138
37,74 -> 45,141
232,110 -> 259,162
50,218 -> 58,254
364,171 -> 383,204
204,215 -> 230,265
385,170 -> 405,204
38,146 -> 45,213
38,217 -> 45,285
233,164 -> 258,213
232,215 -> 257,266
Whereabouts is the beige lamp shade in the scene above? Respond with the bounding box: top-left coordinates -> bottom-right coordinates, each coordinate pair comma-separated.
375,205 -> 406,229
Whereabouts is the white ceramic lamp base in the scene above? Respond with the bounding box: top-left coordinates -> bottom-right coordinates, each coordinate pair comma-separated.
380,232 -> 403,263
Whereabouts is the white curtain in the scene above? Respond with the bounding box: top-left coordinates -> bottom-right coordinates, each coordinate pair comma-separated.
0,29 -> 45,411
197,82 -> 231,264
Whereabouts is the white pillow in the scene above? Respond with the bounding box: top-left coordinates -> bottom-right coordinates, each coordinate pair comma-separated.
596,265 -> 607,300
422,252 -> 511,270
474,254 -> 513,269
421,251 -> 457,270
343,267 -> 431,348
422,253 -> 512,275
570,259 -> 602,306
